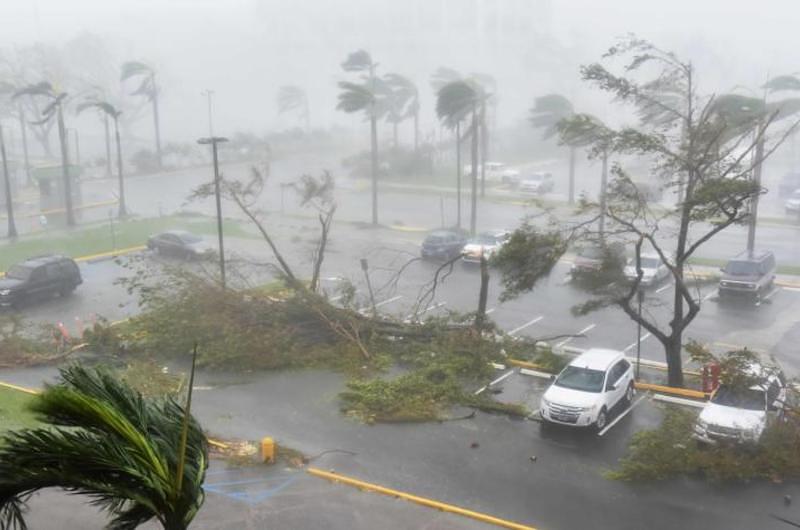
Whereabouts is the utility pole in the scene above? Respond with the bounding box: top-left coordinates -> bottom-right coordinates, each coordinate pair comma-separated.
0,124 -> 17,239
201,89 -> 215,137
747,128 -> 765,256
198,136 -> 228,289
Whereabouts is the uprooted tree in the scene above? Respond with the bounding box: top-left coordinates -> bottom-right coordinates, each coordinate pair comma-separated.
550,37 -> 798,387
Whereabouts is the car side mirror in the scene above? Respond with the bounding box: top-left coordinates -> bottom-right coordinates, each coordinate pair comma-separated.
607,384 -> 617,392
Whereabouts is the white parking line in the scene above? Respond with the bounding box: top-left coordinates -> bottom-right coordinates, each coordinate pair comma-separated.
474,369 -> 515,395
655,284 -> 671,294
508,316 -> 544,336
783,287 -> 800,293
623,332 -> 652,353
358,295 -> 403,314
702,290 -> 716,302
555,323 -> 596,348
598,393 -> 648,437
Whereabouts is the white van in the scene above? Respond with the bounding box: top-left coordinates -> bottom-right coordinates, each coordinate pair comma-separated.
540,348 -> 635,430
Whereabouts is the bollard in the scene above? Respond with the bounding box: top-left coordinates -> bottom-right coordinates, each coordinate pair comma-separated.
261,437 -> 276,464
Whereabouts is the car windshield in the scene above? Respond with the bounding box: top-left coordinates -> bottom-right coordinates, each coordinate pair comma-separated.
628,257 -> 660,269
425,235 -> 447,245
554,366 -> 605,393
6,266 -> 32,280
178,233 -> 202,244
711,386 -> 765,411
724,260 -> 759,276
578,246 -> 604,260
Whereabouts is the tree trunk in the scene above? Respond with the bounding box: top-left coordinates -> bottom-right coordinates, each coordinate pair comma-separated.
475,252 -> 489,330
480,101 -> 487,197
104,113 -> 112,177
0,125 -> 17,239
17,105 -> 31,187
56,106 -> 76,227
413,110 -> 419,153
470,107 -> 479,236
568,146 -> 576,205
747,133 -> 765,256
151,73 -> 163,170
370,115 -> 379,225
598,150 -> 608,237
665,336 -> 684,387
456,121 -> 462,229
114,117 -> 127,218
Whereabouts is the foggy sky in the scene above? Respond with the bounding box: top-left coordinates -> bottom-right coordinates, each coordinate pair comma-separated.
1,0 -> 798,148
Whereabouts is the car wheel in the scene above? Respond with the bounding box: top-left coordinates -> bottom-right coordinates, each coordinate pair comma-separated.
594,408 -> 608,431
623,383 -> 635,406
59,285 -> 74,298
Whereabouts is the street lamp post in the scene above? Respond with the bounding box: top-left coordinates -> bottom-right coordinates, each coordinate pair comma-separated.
0,124 -> 17,239
201,90 -> 215,137
198,136 -> 228,289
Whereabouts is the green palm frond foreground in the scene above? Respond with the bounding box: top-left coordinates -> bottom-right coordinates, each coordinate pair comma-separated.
0,365 -> 208,530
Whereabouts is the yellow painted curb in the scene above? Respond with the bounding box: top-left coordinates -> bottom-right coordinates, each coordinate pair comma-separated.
388,225 -> 429,233
0,382 -> 40,395
307,467 -> 538,530
507,359 -> 547,371
73,245 -> 147,263
634,382 -> 708,400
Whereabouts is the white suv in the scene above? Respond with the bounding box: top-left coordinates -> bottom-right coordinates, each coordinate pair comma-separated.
693,364 -> 786,445
540,348 -> 635,430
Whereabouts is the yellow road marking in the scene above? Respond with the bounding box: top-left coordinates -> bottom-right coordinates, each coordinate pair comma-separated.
0,382 -> 40,395
72,245 -> 147,263
307,467 -> 538,530
634,382 -> 707,400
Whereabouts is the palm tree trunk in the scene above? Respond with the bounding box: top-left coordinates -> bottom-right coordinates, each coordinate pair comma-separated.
17,106 -> 31,187
470,107 -> 479,236
104,113 -> 112,177
747,132 -> 765,256
114,117 -> 127,218
0,125 -> 17,239
370,115 -> 378,225
57,106 -> 76,227
456,121 -> 462,229
568,146 -> 576,205
151,73 -> 163,170
413,110 -> 419,153
480,101 -> 487,197
599,150 -> 608,238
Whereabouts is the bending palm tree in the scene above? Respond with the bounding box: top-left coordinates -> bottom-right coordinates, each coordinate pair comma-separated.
277,85 -> 310,132
0,364 -> 208,530
77,99 -> 127,217
337,50 -> 386,225
13,82 -> 76,226
431,68 -> 464,227
471,73 -> 496,198
383,73 -> 419,150
436,80 -> 483,236
530,94 -> 578,204
121,61 -> 162,169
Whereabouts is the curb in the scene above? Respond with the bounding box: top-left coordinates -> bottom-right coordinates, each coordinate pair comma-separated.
388,225 -> 429,233
634,382 -> 707,400
307,467 -> 538,530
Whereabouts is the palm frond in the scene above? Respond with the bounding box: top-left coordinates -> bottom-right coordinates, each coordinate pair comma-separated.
341,50 -> 374,73
12,81 -> 53,100
336,81 -> 374,114
430,67 -> 461,91
763,75 -> 800,94
76,100 -> 121,118
120,61 -> 153,82
277,85 -> 307,114
435,80 -> 478,129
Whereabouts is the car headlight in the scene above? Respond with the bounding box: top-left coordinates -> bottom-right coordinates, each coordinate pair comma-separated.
0,289 -> 9,296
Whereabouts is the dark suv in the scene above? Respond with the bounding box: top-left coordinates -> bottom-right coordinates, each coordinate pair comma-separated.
421,230 -> 468,260
718,250 -> 776,299
0,255 -> 82,308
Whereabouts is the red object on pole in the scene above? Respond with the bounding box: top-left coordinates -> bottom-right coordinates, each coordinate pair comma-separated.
702,362 -> 721,393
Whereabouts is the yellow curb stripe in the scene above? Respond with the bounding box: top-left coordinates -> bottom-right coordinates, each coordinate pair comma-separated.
507,359 -> 547,371
0,382 -> 40,395
634,382 -> 708,400
307,467 -> 538,530
73,245 -> 147,263
388,225 -> 429,233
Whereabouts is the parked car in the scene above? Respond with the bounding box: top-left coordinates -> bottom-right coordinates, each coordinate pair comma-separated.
718,250 -> 776,299
463,162 -> 521,186
540,348 -> 635,430
461,230 -> 511,264
778,172 -> 800,196
147,230 -> 216,259
519,172 -> 554,194
571,241 -> 626,275
0,255 -> 82,308
421,230 -> 469,260
693,363 -> 786,445
623,253 -> 670,287
784,189 -> 800,214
